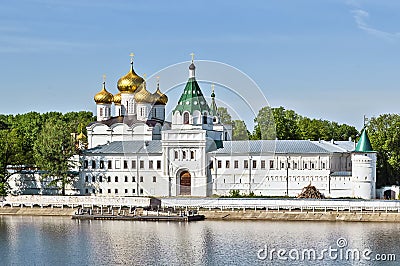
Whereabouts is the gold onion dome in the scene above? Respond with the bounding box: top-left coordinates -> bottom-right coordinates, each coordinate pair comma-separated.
113,92 -> 122,105
117,61 -> 144,93
153,87 -> 168,105
76,132 -> 86,141
134,84 -> 154,103
94,82 -> 113,104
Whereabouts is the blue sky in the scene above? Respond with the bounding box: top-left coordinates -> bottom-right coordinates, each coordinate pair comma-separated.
1,0 -> 400,130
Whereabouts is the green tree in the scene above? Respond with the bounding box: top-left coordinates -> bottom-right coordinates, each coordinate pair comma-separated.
217,107 -> 232,125
0,128 -> 25,196
33,118 -> 78,195
368,114 -> 400,187
232,120 -> 249,140
253,106 -> 276,140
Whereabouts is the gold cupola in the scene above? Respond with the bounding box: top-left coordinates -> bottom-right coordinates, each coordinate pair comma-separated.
94,81 -> 113,104
113,92 -> 122,105
153,78 -> 168,105
117,53 -> 144,93
134,83 -> 154,103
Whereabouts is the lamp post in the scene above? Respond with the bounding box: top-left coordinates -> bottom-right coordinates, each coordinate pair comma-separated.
286,155 -> 290,196
249,156 -> 253,194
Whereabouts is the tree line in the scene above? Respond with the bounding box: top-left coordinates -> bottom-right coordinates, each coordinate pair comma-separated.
0,111 -> 94,195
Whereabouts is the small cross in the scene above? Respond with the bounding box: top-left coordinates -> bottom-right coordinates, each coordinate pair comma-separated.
156,76 -> 160,88
211,84 -> 215,93
130,53 -> 134,63
102,74 -> 106,83
143,73 -> 147,80
190,52 -> 195,62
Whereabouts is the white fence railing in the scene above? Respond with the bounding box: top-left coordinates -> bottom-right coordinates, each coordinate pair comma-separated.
1,195 -> 160,208
161,198 -> 400,212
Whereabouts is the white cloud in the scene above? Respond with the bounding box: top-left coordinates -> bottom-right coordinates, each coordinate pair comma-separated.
350,8 -> 400,40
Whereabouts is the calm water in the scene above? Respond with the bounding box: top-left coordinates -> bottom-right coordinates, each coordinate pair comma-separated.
1,216 -> 400,265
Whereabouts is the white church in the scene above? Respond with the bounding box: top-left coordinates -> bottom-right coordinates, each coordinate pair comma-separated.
76,55 -> 377,199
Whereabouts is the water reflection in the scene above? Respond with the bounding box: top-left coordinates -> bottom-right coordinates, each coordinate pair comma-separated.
0,216 -> 399,265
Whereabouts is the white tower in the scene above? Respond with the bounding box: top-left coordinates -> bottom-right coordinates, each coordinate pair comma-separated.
93,76 -> 113,122
352,129 -> 376,199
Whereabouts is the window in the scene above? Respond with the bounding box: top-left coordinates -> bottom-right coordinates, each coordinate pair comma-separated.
115,176 -> 118,182
153,176 -> 156,182
182,151 -> 186,160
157,160 -> 161,170
92,189 -> 95,194
252,160 -> 257,169
269,160 -> 274,169
140,189 -> 143,194
85,176 -> 89,182
91,160 -> 96,169
281,162 -> 285,169
132,160 -> 136,169
191,151 -> 195,160
244,160 -> 249,169
132,189 -> 136,194
209,161 -> 213,169
217,160 -> 222,168
140,160 -> 144,169
92,176 -> 95,182
294,163 -> 298,169
99,108 -> 103,116
322,162 -> 326,169
125,176 -> 128,182
304,163 -> 308,169
140,176 -> 143,182
183,112 -> 190,124
311,163 -> 315,169
234,160 -> 238,169
115,160 -> 121,169
115,189 -> 118,194
85,189 -> 88,194
226,160 -> 230,168
261,160 -> 266,169
174,151 -> 179,160
99,176 -> 103,182
108,189 -> 111,194
125,189 -> 128,194
149,161 -> 153,169
99,189 -> 102,194
123,160 -> 128,169
84,160 -> 88,169
202,115 -> 207,124
100,160 -> 104,169
108,160 -> 112,169
107,176 -> 111,182
132,176 -> 136,182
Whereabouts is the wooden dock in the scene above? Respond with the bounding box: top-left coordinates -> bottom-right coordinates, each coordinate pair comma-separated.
72,214 -> 205,222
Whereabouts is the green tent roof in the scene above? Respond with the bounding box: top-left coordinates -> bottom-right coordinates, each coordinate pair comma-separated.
173,77 -> 211,114
355,129 -> 373,152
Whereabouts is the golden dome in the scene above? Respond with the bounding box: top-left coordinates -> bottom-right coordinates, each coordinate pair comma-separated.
153,87 -> 168,105
134,84 -> 154,103
113,92 -> 122,105
94,82 -> 113,104
117,62 -> 144,93
76,132 -> 86,141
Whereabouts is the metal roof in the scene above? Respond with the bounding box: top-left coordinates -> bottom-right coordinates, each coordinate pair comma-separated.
83,139 -> 355,156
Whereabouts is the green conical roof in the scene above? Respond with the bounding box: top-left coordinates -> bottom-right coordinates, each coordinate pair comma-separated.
355,129 -> 373,152
174,77 -> 211,114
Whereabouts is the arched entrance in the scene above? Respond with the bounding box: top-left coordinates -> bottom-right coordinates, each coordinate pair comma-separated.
180,171 -> 191,196
384,190 -> 396,200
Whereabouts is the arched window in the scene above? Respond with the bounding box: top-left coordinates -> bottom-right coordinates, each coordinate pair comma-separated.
190,151 -> 195,159
99,108 -> 103,116
183,112 -> 190,124
182,151 -> 186,160
174,151 -> 179,160
203,115 -> 207,124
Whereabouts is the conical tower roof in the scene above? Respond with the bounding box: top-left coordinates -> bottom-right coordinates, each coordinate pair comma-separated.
355,129 -> 373,152
173,61 -> 210,114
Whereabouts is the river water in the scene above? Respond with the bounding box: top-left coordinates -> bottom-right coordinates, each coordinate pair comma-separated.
0,215 -> 399,265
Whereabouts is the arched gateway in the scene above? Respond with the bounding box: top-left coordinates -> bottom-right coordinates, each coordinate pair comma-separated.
179,171 -> 191,195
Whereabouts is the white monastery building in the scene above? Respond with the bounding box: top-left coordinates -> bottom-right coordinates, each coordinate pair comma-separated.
76,56 -> 377,199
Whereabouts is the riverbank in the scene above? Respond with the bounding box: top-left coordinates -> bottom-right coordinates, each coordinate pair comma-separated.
199,209 -> 400,222
0,207 -> 76,216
